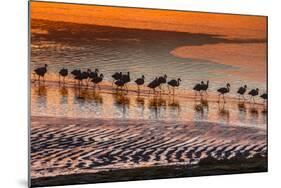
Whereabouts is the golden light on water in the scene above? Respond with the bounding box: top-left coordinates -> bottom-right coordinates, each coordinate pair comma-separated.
30,1 -> 266,39
30,1 -> 267,126
31,82 -> 267,128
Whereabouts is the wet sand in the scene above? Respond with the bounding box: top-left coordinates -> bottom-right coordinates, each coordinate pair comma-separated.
30,81 -> 267,186
30,115 -> 267,185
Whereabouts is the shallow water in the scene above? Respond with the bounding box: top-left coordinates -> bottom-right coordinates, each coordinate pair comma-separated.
31,83 -> 267,128
30,19 -> 267,128
31,19 -> 267,99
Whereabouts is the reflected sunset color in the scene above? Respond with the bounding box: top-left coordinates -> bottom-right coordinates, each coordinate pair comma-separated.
29,2 -> 267,186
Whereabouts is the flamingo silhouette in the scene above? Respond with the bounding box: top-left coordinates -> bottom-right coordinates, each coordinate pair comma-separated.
201,80 -> 209,95
112,72 -> 122,86
158,74 -> 167,92
73,71 -> 83,87
71,69 -> 81,85
248,88 -> 259,103
168,78 -> 181,95
59,68 -> 68,84
135,75 -> 145,93
91,73 -> 104,90
34,64 -> 48,83
260,93 -> 267,104
217,83 -> 230,103
115,79 -> 126,91
121,72 -> 131,91
147,77 -> 160,95
193,81 -> 203,97
89,68 -> 99,79
237,85 -> 247,101
81,69 -> 91,86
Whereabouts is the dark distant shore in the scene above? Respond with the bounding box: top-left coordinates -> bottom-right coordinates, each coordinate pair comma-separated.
31,155 -> 267,187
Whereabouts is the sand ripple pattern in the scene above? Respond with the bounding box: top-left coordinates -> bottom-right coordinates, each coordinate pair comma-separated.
31,116 -> 267,178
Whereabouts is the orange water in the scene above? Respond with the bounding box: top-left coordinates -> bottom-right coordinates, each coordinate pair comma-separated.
30,2 -> 267,128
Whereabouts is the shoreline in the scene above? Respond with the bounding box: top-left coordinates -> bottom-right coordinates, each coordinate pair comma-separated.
31,115 -> 266,130
31,80 -> 267,127
31,79 -> 267,106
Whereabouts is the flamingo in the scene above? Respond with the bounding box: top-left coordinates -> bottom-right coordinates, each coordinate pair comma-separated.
73,71 -> 83,87
158,74 -> 167,91
248,88 -> 259,103
147,77 -> 160,94
91,73 -> 103,90
71,69 -> 81,85
59,68 -> 68,84
260,93 -> 267,103
217,83 -> 230,103
135,75 -> 145,93
71,69 -> 80,77
201,80 -> 209,95
115,79 -> 126,91
89,68 -> 99,79
112,72 -> 122,86
121,72 -> 131,91
34,64 -> 48,83
168,78 -> 181,95
81,69 -> 91,86
237,85 -> 247,101
193,81 -> 203,97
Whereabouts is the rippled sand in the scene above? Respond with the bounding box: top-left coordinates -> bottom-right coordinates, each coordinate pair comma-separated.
31,116 -> 267,179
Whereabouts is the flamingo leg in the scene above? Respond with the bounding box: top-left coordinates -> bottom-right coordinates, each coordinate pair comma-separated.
168,86 -> 171,94
160,84 -> 165,93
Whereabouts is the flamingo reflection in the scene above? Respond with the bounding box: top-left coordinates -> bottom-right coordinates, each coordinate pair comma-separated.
194,98 -> 209,121
218,103 -> 230,123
